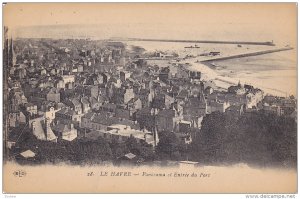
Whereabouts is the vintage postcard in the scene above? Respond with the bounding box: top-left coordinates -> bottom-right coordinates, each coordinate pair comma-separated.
2,3 -> 297,193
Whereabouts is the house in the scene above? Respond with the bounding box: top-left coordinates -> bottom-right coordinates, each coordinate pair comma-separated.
82,114 -> 138,132
175,67 -> 189,79
55,107 -> 82,127
156,109 -> 178,132
189,83 -> 204,97
120,71 -> 131,82
262,103 -> 281,116
124,88 -> 135,104
75,65 -> 84,73
280,99 -> 297,116
179,120 -> 191,134
37,78 -> 55,89
225,104 -> 245,117
176,90 -> 189,102
62,75 -> 75,85
138,88 -> 154,108
52,122 -> 77,141
50,68 -> 60,76
46,88 -> 60,103
89,96 -> 104,110
40,68 -> 47,75
106,84 -> 115,100
185,94 -> 207,117
136,107 -> 155,131
100,103 -> 117,113
204,86 -> 214,95
100,73 -> 110,84
86,85 -> 99,98
89,125 -> 154,146
87,126 -> 154,148
8,112 -> 26,128
111,118 -> 140,130
81,112 -> 96,129
151,94 -> 165,109
158,67 -> 171,82
115,107 -> 131,120
9,88 -> 28,112
166,85 -> 180,98
81,96 -> 91,114
112,88 -> 135,105
206,99 -> 230,114
263,95 -> 277,104
152,93 -> 174,110
189,70 -> 201,81
171,101 -> 184,117
110,76 -> 122,88
65,82 -> 74,89
183,93 -> 207,128
15,68 -> 27,79
9,67 -> 15,76
245,89 -> 264,109
22,103 -> 38,117
228,82 -> 246,95
55,79 -> 65,89
75,85 -> 99,99
64,98 -> 82,114
127,98 -> 142,116
225,93 -> 247,107
204,80 -> 217,90
178,120 -> 192,144
86,74 -> 102,85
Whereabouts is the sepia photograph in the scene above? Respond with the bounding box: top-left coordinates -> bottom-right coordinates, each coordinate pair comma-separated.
2,2 -> 298,194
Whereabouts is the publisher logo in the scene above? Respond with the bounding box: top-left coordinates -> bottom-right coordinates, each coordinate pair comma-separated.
13,170 -> 26,177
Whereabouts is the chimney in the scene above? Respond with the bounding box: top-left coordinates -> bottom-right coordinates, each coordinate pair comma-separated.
31,121 -> 36,131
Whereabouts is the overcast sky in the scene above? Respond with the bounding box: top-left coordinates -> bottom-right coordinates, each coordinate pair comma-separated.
3,3 -> 297,45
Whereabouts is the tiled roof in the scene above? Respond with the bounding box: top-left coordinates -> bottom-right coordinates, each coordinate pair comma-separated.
57,108 -> 76,116
71,98 -> 81,106
52,123 -> 74,133
158,109 -> 175,118
83,112 -> 96,120
101,103 -> 117,110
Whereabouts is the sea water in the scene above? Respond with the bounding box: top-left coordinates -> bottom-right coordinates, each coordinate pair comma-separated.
125,41 -> 297,97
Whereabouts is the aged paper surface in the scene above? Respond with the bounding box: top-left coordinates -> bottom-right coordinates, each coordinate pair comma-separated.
3,3 -> 297,193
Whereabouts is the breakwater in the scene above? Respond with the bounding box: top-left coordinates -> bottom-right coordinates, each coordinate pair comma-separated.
121,38 -> 276,46
200,47 -> 293,64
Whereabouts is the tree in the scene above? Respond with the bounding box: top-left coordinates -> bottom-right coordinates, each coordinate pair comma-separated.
156,131 -> 185,160
110,137 -> 128,159
125,135 -> 141,155
190,111 -> 297,167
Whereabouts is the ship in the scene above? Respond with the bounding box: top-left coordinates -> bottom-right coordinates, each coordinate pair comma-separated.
184,44 -> 200,49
